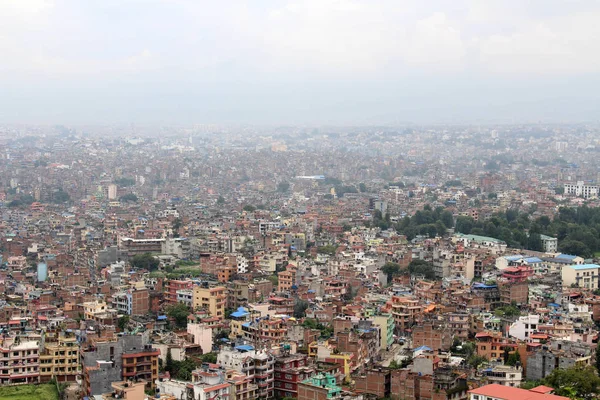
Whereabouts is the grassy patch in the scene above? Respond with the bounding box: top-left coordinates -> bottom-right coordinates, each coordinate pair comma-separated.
0,384 -> 59,400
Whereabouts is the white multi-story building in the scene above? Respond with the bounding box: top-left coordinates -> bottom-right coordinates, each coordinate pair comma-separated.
540,235 -> 558,253
176,289 -> 193,306
482,365 -> 523,387
509,315 -> 540,341
157,364 -> 231,400
218,346 -> 275,399
564,181 -> 599,198
107,184 -> 118,200
237,255 -> 249,274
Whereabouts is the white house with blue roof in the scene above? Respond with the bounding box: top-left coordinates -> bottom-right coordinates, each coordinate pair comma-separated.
562,264 -> 600,289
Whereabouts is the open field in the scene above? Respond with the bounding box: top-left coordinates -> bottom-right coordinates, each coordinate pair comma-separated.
0,384 -> 59,400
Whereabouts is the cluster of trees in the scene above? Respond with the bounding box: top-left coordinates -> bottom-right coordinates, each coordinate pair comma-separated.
7,194 -> 35,207
523,365 -> 600,399
166,303 -> 190,329
114,177 -> 136,187
51,188 -> 70,204
130,253 -> 160,271
394,205 -> 454,238
293,300 -> 309,318
456,206 -> 600,257
317,245 -> 338,255
389,357 -> 412,369
302,318 -> 334,338
164,350 -> 217,381
494,304 -> 521,317
381,260 -> 436,282
277,182 -> 290,193
119,193 -> 138,203
388,204 -> 600,257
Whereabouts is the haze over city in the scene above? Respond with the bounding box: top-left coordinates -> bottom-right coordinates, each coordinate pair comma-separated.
1,0 -> 600,125
4,2 -> 600,400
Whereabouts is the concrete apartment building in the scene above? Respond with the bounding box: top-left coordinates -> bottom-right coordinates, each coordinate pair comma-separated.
81,335 -> 160,397
0,337 -> 40,385
482,365 -> 523,387
217,345 -> 276,399
564,181 -> 599,198
390,296 -> 422,334
278,268 -> 296,292
562,264 -> 600,290
39,333 -> 80,383
527,340 -> 593,381
165,279 -> 193,305
157,364 -> 232,400
193,285 -> 226,319
119,237 -> 164,257
371,314 -> 395,351
112,288 -> 149,316
102,380 -> 146,400
298,373 -> 341,400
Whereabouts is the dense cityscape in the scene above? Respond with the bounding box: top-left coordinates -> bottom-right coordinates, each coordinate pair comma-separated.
1,123 -> 600,400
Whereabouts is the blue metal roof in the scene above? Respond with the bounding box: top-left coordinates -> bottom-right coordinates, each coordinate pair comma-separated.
235,344 -> 254,352
231,307 -> 249,318
568,264 -> 600,270
524,257 -> 543,263
557,254 -> 577,260
157,315 -> 167,320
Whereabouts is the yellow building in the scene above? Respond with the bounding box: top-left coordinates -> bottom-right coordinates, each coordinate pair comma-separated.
83,300 -> 109,319
193,286 -> 226,320
562,264 -> 600,289
39,334 -> 81,382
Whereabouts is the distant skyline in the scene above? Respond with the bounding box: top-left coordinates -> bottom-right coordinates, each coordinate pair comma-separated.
1,0 -> 599,125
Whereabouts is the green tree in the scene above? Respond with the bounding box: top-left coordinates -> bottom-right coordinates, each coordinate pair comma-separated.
201,353 -> 217,363
243,205 -> 256,212
294,300 -> 310,319
277,182 -> 290,193
408,260 -> 436,280
559,239 -> 591,258
359,183 -> 367,192
117,315 -> 130,331
381,262 -> 401,282
165,348 -> 174,374
317,245 -> 338,255
467,355 -> 488,368
166,303 -> 190,329
120,193 -> 138,203
527,233 -> 543,252
543,365 -> 600,399
114,177 -> 136,187
130,253 -> 160,271
51,188 -> 71,204
596,342 -> 600,374
506,350 -> 521,366
455,216 -> 475,234
440,211 -> 454,229
216,195 -> 225,205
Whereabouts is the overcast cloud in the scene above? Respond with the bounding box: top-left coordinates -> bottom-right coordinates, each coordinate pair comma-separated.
1,0 -> 599,125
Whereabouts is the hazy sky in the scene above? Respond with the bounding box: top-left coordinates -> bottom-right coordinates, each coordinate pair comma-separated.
1,0 -> 599,125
